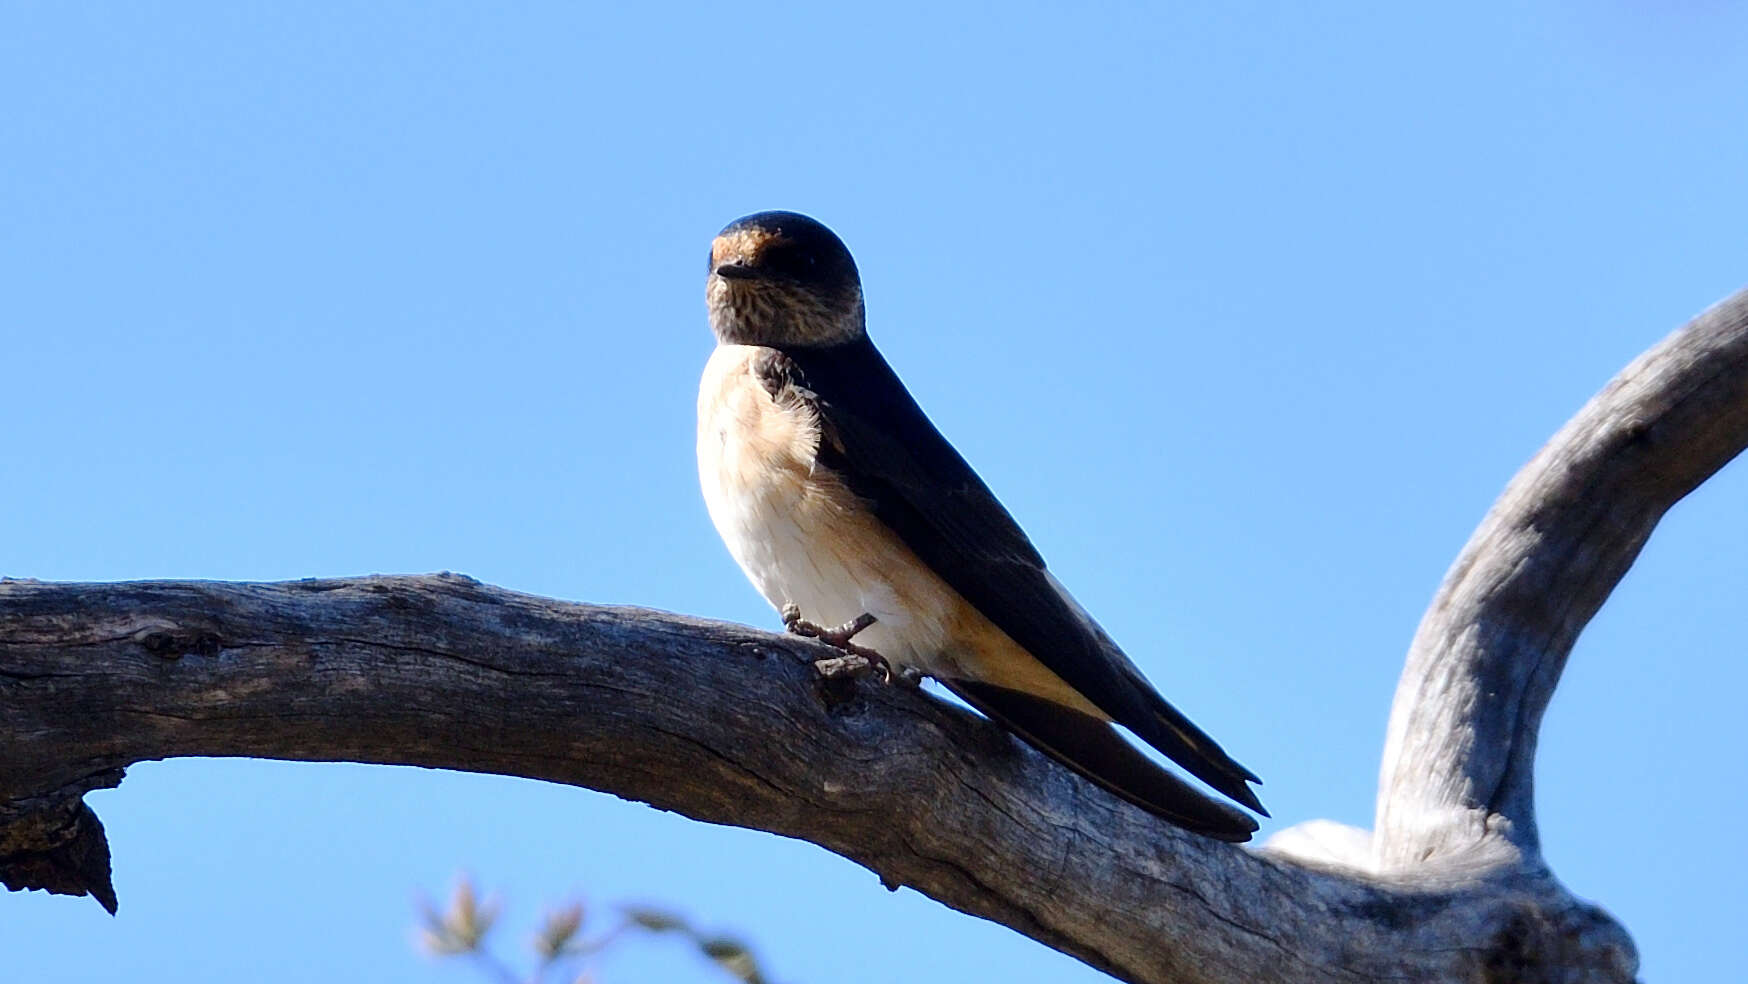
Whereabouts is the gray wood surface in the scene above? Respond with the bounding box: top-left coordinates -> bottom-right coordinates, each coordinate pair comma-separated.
5,288 -> 1746,982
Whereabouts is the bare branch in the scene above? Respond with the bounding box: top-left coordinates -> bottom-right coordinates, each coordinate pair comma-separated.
6,288 -> 1746,983
1376,289 -> 1748,871
0,576 -> 1629,983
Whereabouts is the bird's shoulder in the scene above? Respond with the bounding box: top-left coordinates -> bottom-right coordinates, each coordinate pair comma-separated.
748,346 -> 815,405
698,343 -> 835,470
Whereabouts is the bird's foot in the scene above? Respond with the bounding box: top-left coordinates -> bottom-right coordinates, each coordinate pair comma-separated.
781,605 -> 893,683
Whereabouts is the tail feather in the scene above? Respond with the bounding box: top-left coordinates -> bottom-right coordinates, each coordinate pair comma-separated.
945,679 -> 1259,842
1127,690 -> 1268,815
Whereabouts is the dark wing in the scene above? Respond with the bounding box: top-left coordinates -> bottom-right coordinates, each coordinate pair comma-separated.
764,339 -> 1266,818
948,680 -> 1256,840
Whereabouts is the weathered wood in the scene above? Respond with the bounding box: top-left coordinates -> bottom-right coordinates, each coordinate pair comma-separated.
0,576 -> 1631,983
1376,289 -> 1748,872
4,287 -> 1745,982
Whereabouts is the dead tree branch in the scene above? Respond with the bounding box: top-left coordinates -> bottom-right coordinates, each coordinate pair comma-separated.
5,288 -> 1746,983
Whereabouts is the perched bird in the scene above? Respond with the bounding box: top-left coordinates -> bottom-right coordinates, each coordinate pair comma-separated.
696,210 -> 1265,840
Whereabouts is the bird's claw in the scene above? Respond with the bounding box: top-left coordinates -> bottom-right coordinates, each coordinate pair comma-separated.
782,605 -> 893,683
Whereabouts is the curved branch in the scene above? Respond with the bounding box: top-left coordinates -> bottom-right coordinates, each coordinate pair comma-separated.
1376,289 -> 1748,870
5,287 -> 1745,983
0,576 -> 1630,983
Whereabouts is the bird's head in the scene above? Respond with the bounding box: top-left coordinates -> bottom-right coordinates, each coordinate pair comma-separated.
706,211 -> 865,348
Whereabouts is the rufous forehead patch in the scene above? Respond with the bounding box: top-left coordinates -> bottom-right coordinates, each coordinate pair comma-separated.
711,227 -> 781,268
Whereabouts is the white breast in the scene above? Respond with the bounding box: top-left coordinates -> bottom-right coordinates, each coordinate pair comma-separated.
695,344 -> 952,669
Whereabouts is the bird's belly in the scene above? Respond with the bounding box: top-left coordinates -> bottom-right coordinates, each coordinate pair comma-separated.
697,347 -> 954,671
695,346 -> 1100,713
706,450 -> 958,671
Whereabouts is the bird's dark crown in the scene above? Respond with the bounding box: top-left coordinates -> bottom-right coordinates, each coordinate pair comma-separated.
707,211 -> 865,348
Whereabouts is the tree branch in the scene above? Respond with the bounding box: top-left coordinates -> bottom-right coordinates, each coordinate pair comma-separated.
5,288 -> 1745,982
1376,289 -> 1748,871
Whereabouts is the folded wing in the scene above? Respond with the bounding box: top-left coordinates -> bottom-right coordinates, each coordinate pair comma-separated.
761,340 -> 1266,828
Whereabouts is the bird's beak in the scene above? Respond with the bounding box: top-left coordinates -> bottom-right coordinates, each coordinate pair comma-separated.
714,263 -> 758,281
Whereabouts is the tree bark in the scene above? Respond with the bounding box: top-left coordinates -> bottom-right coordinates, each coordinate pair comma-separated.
5,288 -> 1746,983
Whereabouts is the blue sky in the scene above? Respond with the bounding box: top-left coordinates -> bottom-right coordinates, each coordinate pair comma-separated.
4,2 -> 1746,980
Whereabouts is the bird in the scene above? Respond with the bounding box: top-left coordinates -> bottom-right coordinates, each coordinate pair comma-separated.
695,210 -> 1265,840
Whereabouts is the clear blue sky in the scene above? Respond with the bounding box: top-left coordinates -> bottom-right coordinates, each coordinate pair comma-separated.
5,3 -> 1746,981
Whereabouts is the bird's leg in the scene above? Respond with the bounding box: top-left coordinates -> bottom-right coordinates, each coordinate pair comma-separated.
785,608 -> 877,644
780,604 -> 893,682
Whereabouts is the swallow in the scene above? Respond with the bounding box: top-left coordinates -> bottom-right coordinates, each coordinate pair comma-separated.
696,211 -> 1265,840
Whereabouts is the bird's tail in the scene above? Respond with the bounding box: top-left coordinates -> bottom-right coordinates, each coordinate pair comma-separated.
1126,687 -> 1268,816
944,679 -> 1259,842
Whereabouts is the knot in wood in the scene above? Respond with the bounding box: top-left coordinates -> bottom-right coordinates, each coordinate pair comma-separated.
134,627 -> 223,659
